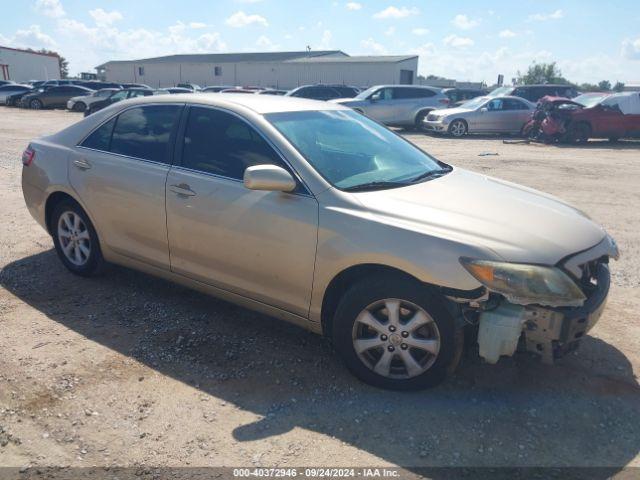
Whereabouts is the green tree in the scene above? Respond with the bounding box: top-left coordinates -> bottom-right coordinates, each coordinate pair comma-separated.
597,80 -> 612,91
613,81 -> 625,92
517,62 -> 569,85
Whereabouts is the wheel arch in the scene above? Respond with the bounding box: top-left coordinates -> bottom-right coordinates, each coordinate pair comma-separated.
44,190 -> 99,237
321,263 -> 430,338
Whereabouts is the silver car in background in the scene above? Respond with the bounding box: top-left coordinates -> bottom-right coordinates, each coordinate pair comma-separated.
66,88 -> 121,112
423,96 -> 535,137
331,85 -> 450,128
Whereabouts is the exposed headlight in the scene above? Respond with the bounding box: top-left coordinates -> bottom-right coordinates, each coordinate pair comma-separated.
460,258 -> 586,307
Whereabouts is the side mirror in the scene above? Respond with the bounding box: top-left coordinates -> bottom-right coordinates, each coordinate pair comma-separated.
480,107 -> 488,113
244,165 -> 296,192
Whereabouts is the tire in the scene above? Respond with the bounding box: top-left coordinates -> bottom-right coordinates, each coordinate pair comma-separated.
30,99 -> 43,110
51,200 -> 104,277
567,122 -> 591,144
448,119 -> 468,137
414,110 -> 431,130
332,276 -> 458,390
73,101 -> 86,112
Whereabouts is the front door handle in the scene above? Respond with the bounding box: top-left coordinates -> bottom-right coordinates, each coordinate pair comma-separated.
73,158 -> 91,170
169,183 -> 196,197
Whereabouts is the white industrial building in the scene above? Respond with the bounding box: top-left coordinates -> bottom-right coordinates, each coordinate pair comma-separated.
96,50 -> 418,89
0,46 -> 60,82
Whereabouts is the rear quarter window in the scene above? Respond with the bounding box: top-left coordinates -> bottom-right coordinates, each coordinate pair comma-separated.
80,118 -> 116,151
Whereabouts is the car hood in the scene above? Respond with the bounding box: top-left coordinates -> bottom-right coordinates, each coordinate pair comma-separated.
351,168 -> 606,265
330,98 -> 365,105
430,107 -> 473,118
69,95 -> 90,102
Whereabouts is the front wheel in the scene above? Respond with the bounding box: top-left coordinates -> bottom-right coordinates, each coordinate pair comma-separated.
332,276 -> 458,390
51,200 -> 104,276
73,101 -> 86,112
567,122 -> 591,144
448,119 -> 468,137
30,99 -> 43,110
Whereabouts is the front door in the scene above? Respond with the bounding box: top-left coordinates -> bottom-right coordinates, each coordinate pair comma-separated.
165,106 -> 318,316
69,104 -> 183,269
362,87 -> 397,123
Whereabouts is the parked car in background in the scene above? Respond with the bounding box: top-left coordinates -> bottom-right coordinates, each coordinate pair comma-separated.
21,94 -> 618,390
201,85 -> 235,93
332,85 -> 449,128
523,92 -> 640,143
219,88 -> 257,94
155,87 -> 193,95
5,88 -> 37,107
67,88 -> 121,112
120,83 -> 151,89
443,88 -> 488,107
488,84 -> 578,103
257,89 -> 288,96
85,88 -> 155,116
286,84 -> 359,101
0,80 -> 15,86
77,81 -> 122,90
423,96 -> 535,137
0,84 -> 32,102
177,83 -> 201,91
20,85 -> 94,109
41,79 -> 78,88
28,80 -> 47,89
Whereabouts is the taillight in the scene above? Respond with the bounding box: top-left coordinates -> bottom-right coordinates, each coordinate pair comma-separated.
22,146 -> 35,166
438,98 -> 450,105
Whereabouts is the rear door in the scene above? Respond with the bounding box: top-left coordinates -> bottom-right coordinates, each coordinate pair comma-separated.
69,104 -> 183,269
165,105 -> 318,315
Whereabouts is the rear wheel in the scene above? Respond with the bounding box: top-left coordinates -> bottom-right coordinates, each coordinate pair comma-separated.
414,110 -> 431,130
73,101 -> 86,112
51,200 -> 104,276
448,119 -> 468,137
30,99 -> 43,110
332,276 -> 458,390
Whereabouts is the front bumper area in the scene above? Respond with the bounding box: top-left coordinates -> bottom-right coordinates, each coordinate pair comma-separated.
422,119 -> 448,132
523,262 -> 610,363
477,262 -> 611,364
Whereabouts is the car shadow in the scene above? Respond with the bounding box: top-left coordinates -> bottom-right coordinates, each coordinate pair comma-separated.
1,249 -> 639,476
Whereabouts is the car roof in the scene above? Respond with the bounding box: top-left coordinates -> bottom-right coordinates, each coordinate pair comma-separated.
119,92 -> 350,114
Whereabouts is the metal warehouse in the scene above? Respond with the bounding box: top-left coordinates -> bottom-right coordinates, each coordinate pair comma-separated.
96,50 -> 418,89
0,46 -> 61,82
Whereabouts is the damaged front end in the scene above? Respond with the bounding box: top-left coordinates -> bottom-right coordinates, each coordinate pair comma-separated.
453,235 -> 618,365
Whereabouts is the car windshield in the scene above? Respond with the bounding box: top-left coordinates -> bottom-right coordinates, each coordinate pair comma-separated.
487,86 -> 513,97
459,96 -> 489,110
266,110 -> 449,191
573,93 -> 611,108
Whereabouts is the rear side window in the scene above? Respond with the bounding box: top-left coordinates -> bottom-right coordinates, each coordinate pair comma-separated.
395,88 -> 436,99
80,117 -> 116,151
181,106 -> 285,180
110,105 -> 181,163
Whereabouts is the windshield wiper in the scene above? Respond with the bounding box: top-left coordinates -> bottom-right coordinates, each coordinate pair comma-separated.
408,168 -> 451,184
342,181 -> 410,192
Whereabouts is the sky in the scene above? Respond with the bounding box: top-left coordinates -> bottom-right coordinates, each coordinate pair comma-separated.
1,0 -> 639,84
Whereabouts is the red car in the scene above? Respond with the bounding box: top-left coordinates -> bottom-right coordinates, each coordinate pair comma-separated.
524,92 -> 640,143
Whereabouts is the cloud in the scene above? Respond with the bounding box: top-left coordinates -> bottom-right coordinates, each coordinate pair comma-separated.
373,6 -> 419,20
189,22 -> 207,29
499,29 -> 516,38
33,0 -> 65,18
443,34 -> 474,48
89,8 -> 123,26
528,9 -> 564,21
12,24 -> 57,48
622,37 -> 640,60
452,14 -> 479,30
225,11 -> 268,27
256,35 -> 279,50
345,2 -> 362,10
384,26 -> 396,36
360,37 -> 387,55
318,30 -> 332,49
412,28 -> 429,36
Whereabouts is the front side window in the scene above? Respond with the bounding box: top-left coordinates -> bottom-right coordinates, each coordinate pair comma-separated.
370,88 -> 393,101
267,110 -> 448,191
109,91 -> 129,102
487,99 -> 505,111
181,107 -> 285,180
110,105 -> 181,163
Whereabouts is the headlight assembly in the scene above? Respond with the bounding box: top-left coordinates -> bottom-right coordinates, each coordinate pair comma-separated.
460,258 -> 586,307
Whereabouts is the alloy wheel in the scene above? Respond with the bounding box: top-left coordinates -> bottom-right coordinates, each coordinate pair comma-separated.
449,120 -> 466,137
351,298 -> 441,379
57,211 -> 91,266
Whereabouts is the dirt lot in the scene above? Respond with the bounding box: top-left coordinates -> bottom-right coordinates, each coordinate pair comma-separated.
0,107 -> 639,475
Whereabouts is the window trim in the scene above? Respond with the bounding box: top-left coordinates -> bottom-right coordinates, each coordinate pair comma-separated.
76,102 -> 186,166
172,104 -> 312,197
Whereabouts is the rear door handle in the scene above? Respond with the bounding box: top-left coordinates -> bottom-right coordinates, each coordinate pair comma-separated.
169,183 -> 196,197
73,158 -> 91,170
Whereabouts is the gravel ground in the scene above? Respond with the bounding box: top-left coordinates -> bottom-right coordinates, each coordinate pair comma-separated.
0,107 -> 639,475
